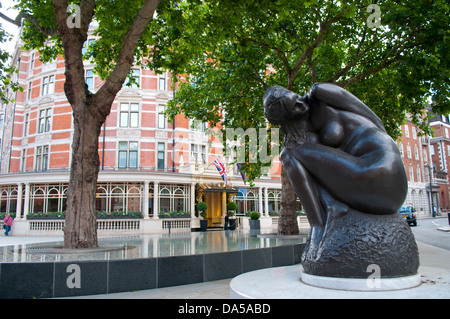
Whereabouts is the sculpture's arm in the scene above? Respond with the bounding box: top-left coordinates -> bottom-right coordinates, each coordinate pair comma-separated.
308,83 -> 386,132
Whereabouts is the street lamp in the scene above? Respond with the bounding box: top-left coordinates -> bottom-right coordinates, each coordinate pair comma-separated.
424,163 -> 436,217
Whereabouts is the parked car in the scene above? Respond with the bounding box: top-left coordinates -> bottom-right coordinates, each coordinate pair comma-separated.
399,206 -> 417,226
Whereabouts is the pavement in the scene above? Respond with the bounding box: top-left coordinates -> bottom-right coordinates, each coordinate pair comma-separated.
0,218 -> 449,299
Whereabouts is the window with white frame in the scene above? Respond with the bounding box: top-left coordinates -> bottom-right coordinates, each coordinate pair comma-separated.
412,126 -> 417,139
414,146 -> 419,159
409,165 -> 414,182
118,141 -> 138,169
191,144 -> 206,164
86,69 -> 94,90
124,69 -> 140,89
24,113 -> 29,137
158,105 -> 166,129
404,125 -> 409,138
407,144 -> 411,159
119,103 -> 139,128
189,118 -> 207,132
41,75 -> 55,96
398,142 -> 404,157
30,52 -> 35,70
35,145 -> 49,171
158,72 -> 166,91
157,142 -> 165,170
417,166 -> 421,182
38,108 -> 52,133
21,149 -> 27,172
27,81 -> 32,100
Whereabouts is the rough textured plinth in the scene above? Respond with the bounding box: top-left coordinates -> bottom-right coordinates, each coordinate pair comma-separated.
301,200 -> 420,278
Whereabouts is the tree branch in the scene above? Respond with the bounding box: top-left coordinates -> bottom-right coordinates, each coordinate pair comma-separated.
0,11 -> 58,36
288,12 -> 344,89
94,0 -> 161,116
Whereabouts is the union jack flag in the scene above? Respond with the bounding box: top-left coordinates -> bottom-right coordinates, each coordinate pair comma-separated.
213,156 -> 227,185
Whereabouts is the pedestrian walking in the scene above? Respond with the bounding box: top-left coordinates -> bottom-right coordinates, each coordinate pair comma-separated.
3,213 -> 13,236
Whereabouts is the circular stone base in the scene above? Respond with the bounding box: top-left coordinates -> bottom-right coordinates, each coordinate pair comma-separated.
26,245 -> 134,254
301,271 -> 421,291
229,265 -> 450,299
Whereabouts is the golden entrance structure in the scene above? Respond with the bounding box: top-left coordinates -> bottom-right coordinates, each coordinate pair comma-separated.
196,184 -> 238,228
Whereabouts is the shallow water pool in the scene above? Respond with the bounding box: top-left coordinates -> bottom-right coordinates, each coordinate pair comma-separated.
0,230 -> 306,263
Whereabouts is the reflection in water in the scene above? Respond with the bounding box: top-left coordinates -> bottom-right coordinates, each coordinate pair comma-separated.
0,230 -> 306,263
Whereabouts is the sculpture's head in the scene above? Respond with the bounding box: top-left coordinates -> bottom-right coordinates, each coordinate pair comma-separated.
263,85 -> 309,125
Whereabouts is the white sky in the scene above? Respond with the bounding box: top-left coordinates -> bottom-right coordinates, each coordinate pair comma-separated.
0,0 -> 20,55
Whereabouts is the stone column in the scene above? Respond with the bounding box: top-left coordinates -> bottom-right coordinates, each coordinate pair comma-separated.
258,187 -> 263,215
190,183 -> 196,219
143,181 -> 149,219
23,183 -> 30,220
153,181 -> 159,219
16,183 -> 23,220
264,187 -> 269,217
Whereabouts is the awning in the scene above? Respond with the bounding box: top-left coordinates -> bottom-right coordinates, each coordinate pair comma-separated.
196,183 -> 239,195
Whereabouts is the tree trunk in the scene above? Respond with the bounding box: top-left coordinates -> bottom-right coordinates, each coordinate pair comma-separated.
63,104 -> 104,248
277,169 -> 300,235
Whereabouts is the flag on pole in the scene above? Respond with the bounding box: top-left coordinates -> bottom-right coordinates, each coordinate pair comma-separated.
213,156 -> 227,185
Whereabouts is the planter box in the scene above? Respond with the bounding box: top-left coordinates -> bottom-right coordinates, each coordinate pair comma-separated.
200,219 -> 208,231
250,219 -> 260,229
229,219 -> 237,230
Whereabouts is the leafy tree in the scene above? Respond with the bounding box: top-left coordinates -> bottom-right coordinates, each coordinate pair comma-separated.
1,0 -> 164,248
0,3 -> 23,104
151,0 -> 449,234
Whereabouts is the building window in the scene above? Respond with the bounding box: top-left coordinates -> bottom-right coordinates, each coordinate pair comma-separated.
157,142 -> 165,170
417,166 -> 421,182
189,118 -> 207,132
159,72 -> 166,91
414,146 -> 419,160
38,108 -> 52,133
191,144 -> 206,164
24,113 -> 29,136
86,70 -> 94,90
41,75 -> 55,96
35,145 -> 49,171
0,113 -> 4,129
158,105 -> 166,129
398,142 -> 404,157
404,125 -> 409,138
412,126 -> 417,139
124,69 -> 140,89
409,165 -> 414,182
30,53 -> 35,70
407,144 -> 411,159
119,103 -> 139,128
21,149 -> 27,172
118,141 -> 138,169
27,81 -> 32,100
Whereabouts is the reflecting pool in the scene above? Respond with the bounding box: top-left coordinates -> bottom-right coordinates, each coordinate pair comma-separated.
0,230 -> 307,263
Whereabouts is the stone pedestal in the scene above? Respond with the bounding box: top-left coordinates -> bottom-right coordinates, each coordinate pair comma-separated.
301,199 -> 420,279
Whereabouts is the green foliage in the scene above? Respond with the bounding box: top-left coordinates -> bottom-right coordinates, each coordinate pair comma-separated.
197,201 -> 208,218
0,3 -> 23,104
250,211 -> 260,220
227,201 -> 237,211
227,201 -> 237,217
152,0 -> 449,183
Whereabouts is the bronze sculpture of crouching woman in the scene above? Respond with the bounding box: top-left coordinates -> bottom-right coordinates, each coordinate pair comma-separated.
264,83 -> 419,279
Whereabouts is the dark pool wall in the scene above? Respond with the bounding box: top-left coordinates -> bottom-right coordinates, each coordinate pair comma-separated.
0,243 -> 305,299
